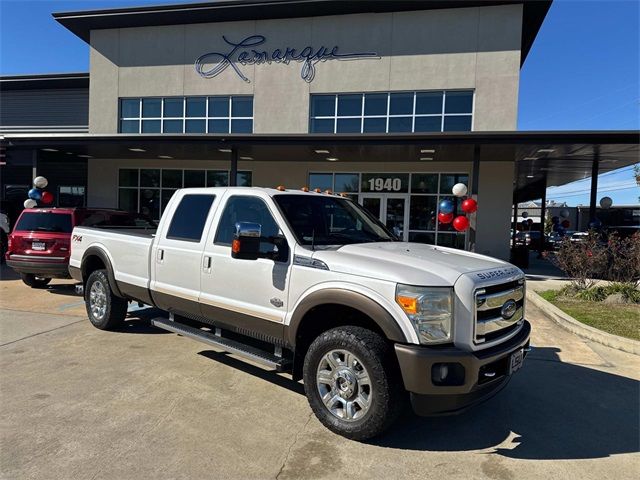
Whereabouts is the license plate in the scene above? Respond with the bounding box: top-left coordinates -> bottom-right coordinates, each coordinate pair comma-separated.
32,242 -> 46,251
509,349 -> 524,374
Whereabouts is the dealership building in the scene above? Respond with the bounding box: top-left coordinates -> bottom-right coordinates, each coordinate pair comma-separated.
1,0 -> 638,261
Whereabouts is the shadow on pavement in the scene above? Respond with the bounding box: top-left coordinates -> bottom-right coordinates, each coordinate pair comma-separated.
372,346 -> 639,460
45,283 -> 81,297
111,307 -> 171,334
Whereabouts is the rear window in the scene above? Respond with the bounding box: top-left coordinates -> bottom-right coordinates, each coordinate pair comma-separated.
15,212 -> 73,233
166,194 -> 215,242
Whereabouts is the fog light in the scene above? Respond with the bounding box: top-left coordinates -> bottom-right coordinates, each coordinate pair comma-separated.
431,363 -> 465,386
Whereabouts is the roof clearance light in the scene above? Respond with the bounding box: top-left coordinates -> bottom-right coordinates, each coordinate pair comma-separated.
301,187 -> 309,192
314,188 -> 322,193
276,185 -> 286,191
325,189 -> 333,194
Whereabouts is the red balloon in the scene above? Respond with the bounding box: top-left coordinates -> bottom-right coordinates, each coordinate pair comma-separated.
461,198 -> 477,214
41,191 -> 54,204
561,219 -> 570,228
438,212 -> 454,224
452,215 -> 470,232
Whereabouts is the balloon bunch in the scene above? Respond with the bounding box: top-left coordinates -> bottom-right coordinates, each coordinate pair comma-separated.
24,176 -> 53,208
551,209 -> 571,233
437,183 -> 477,232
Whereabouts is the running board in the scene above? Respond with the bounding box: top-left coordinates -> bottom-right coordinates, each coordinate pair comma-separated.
150,316 -> 292,372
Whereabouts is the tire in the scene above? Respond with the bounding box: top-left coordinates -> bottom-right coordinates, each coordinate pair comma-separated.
303,326 -> 404,441
21,274 -> 51,289
85,269 -> 128,330
0,231 -> 7,264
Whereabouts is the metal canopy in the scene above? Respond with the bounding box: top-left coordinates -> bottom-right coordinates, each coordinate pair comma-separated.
3,130 -> 638,200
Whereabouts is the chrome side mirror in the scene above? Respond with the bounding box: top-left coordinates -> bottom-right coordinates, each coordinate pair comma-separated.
232,222 -> 261,260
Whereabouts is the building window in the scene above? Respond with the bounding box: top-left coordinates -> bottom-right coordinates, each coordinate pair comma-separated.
58,186 -> 86,207
309,91 -> 473,134
308,172 -> 469,249
118,168 -> 252,220
119,96 -> 254,134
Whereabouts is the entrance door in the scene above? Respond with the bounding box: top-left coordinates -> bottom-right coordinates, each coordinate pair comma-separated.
360,195 -> 409,241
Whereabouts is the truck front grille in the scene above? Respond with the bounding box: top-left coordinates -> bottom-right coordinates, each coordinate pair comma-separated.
474,278 -> 525,344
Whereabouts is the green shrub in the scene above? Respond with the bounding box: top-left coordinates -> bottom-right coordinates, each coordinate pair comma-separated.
573,283 -> 640,304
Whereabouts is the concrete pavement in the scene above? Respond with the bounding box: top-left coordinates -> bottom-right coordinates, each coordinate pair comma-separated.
0,272 -> 639,479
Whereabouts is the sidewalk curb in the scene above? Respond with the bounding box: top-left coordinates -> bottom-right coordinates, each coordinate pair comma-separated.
526,290 -> 640,356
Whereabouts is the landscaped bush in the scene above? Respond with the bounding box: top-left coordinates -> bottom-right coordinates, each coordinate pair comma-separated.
574,283 -> 640,304
606,232 -> 640,283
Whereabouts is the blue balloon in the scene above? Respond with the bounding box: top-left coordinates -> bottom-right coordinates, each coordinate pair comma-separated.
588,218 -> 602,230
439,199 -> 454,215
28,188 -> 42,201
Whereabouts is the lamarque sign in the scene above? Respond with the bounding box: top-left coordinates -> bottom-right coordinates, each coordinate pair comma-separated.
195,35 -> 379,83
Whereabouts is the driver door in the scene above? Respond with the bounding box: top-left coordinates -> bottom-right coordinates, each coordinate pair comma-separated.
199,193 -> 291,340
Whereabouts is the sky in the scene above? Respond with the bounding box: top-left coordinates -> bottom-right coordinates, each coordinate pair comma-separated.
0,0 -> 638,206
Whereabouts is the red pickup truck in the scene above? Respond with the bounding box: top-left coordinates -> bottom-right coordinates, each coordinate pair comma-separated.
5,208 -> 155,288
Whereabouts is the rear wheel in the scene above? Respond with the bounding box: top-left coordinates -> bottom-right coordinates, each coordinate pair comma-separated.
303,326 -> 403,441
85,269 -> 128,330
21,274 -> 51,289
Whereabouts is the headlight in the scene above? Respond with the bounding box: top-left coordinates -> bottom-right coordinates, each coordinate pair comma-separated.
396,284 -> 453,344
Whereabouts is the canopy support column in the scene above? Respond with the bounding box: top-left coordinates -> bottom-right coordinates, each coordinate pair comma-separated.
229,147 -> 238,187
588,146 -> 600,222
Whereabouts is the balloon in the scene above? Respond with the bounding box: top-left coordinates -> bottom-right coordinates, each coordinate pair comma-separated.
461,198 -> 477,214
452,215 -> 470,232
599,196 -> 613,209
452,183 -> 468,197
23,199 -> 37,209
589,218 -> 602,230
439,199 -> 454,215
551,216 -> 560,224
527,219 -> 534,225
522,211 -> 529,219
438,212 -> 454,224
560,209 -> 570,219
33,176 -> 48,189
41,191 -> 54,204
561,219 -> 570,228
28,188 -> 42,201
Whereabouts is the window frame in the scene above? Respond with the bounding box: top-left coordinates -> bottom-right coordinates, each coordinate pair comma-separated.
119,96 -> 254,134
309,90 -> 474,134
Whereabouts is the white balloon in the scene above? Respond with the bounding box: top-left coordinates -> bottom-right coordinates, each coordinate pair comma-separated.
521,211 -> 529,218
24,199 -> 37,209
560,209 -> 570,219
599,196 -> 613,209
452,183 -> 468,197
33,176 -> 48,189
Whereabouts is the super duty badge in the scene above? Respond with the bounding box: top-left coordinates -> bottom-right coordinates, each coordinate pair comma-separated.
476,267 -> 519,281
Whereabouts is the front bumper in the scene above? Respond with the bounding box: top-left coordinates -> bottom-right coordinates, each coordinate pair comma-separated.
6,256 -> 71,278
395,320 -> 531,415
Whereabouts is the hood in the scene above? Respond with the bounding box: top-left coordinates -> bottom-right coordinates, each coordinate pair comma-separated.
312,242 -> 511,286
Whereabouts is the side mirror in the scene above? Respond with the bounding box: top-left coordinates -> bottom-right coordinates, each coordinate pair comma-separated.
232,222 -> 261,260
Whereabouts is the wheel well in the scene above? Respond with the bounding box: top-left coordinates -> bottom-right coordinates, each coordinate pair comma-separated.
82,255 -> 106,284
292,303 -> 388,380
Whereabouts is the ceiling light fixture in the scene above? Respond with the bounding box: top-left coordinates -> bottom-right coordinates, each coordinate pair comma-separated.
65,152 -> 73,155
240,156 -> 253,160
522,157 -> 538,161
128,148 -> 146,152
420,157 -> 433,161
218,148 -> 232,153
526,175 -> 535,178
77,154 -> 93,158
537,148 -> 555,153
314,149 -> 330,154
420,149 -> 435,154
326,157 -> 339,162
41,148 -> 58,152
158,155 -> 173,159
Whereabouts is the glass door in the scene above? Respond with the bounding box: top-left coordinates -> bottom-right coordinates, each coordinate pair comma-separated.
359,194 -> 409,241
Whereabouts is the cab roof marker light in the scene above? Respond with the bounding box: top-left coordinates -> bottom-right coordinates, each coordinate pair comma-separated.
314,188 -> 322,193
301,186 -> 309,192
276,185 -> 286,191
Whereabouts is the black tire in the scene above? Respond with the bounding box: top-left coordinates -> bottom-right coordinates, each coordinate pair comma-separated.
21,274 -> 51,288
85,269 -> 128,330
303,326 -> 404,441
0,231 -> 7,264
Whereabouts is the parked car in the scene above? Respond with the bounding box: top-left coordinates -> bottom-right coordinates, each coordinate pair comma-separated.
0,210 -> 10,263
546,231 -> 566,250
515,230 -> 543,250
5,208 -> 155,288
570,231 -> 589,243
70,187 -> 530,440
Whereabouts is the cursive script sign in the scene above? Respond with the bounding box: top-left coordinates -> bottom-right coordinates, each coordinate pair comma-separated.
195,35 -> 379,83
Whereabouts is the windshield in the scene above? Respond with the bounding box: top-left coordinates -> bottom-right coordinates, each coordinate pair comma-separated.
274,194 -> 395,246
15,212 -> 72,233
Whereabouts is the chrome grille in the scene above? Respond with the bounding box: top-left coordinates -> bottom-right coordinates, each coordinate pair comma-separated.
474,278 -> 525,344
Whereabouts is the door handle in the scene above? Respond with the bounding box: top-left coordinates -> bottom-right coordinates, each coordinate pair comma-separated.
157,249 -> 164,263
203,255 -> 212,272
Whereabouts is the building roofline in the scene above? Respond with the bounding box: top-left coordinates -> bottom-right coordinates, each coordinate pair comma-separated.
0,72 -> 89,91
53,0 -> 552,66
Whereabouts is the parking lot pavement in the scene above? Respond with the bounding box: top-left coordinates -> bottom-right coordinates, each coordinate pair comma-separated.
1,275 -> 639,480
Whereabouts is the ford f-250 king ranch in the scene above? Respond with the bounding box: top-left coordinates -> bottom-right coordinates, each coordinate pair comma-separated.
69,187 -> 530,440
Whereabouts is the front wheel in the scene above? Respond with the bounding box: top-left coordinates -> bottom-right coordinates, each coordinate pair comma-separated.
21,274 -> 51,288
85,269 -> 128,330
303,326 -> 404,441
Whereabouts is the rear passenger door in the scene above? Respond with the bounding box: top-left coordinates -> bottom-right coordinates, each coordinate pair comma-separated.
151,193 -> 217,316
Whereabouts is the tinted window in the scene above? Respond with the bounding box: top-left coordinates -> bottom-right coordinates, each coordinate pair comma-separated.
15,212 -> 73,233
166,194 -> 215,242
215,196 -> 280,254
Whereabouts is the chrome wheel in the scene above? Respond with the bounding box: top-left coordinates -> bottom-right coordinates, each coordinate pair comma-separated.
89,280 -> 107,320
316,349 -> 372,422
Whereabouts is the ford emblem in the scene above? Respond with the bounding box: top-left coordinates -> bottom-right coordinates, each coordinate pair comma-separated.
501,299 -> 518,320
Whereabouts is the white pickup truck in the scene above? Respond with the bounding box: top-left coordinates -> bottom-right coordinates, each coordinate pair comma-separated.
70,186 -> 530,440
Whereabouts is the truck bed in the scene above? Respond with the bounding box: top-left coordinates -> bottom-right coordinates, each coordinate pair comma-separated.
70,226 -> 156,294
